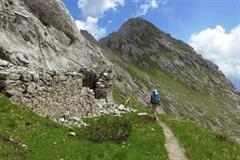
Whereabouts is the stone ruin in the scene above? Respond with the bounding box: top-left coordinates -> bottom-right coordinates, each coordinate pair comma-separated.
0,59 -> 136,127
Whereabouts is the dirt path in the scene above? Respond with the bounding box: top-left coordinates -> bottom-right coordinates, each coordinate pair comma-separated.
158,121 -> 189,160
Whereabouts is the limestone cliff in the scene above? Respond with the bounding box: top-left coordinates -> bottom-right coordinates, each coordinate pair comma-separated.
0,0 -> 109,72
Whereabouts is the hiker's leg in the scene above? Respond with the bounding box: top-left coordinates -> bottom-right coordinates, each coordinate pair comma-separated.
153,104 -> 158,120
151,104 -> 155,118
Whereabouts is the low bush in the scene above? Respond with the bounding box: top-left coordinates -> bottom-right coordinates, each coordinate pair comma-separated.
84,115 -> 133,143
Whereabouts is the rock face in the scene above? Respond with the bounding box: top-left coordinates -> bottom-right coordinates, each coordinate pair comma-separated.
0,0 -> 109,71
100,18 -> 222,77
100,17 -> 240,141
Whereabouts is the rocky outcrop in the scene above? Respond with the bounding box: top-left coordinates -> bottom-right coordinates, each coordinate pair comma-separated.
22,0 -> 81,42
0,0 -> 109,72
0,60 -> 135,127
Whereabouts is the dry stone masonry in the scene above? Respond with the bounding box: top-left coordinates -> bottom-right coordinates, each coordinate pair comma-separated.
0,59 -> 136,127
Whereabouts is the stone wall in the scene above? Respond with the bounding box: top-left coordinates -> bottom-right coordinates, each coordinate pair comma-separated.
0,59 -> 135,126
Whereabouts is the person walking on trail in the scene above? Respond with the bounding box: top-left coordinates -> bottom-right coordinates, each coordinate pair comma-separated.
150,89 -> 160,120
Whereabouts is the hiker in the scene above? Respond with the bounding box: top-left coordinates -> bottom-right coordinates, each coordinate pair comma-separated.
150,89 -> 160,120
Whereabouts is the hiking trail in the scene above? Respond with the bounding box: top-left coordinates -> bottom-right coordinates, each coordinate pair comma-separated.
158,121 -> 189,160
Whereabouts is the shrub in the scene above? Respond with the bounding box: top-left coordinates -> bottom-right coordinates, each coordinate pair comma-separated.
84,115 -> 133,143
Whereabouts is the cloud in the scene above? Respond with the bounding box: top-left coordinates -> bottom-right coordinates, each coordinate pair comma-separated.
190,25 -> 240,78
78,0 -> 125,17
107,20 -> 113,24
135,0 -> 167,16
76,0 -> 124,39
75,17 -> 106,40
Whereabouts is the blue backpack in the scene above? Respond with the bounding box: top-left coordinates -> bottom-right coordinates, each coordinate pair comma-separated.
151,93 -> 160,104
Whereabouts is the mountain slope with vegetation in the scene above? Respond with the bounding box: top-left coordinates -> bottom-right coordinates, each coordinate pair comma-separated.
0,94 -> 168,160
1,93 -> 240,160
99,17 -> 240,141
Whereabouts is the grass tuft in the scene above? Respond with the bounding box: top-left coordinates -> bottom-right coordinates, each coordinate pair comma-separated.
83,115 -> 133,143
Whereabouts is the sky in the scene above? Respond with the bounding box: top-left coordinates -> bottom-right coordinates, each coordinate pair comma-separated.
62,0 -> 240,90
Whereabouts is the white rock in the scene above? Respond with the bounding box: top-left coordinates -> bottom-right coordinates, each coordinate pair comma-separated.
0,59 -> 8,67
138,112 -> 148,116
114,109 -> 121,115
72,116 -> 80,122
131,109 -> 137,113
59,118 -> 65,123
69,132 -> 76,136
117,104 -> 126,111
21,144 -> 28,149
103,72 -> 108,77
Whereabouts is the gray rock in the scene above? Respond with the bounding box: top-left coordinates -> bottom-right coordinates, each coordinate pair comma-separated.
41,73 -> 52,83
0,60 -> 9,67
0,72 -> 9,80
9,73 -> 21,80
0,0 -> 111,72
31,72 -> 40,82
26,82 -> 37,94
20,72 -> 32,82
96,82 -> 105,88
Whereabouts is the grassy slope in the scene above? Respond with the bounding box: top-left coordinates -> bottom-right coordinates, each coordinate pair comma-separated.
107,50 -> 240,136
1,89 -> 240,160
161,115 -> 240,160
113,74 -> 240,160
0,94 -> 168,160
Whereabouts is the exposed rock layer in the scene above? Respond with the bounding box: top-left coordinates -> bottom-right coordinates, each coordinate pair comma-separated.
0,0 -> 109,72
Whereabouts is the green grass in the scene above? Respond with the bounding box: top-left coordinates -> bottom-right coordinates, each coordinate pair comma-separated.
108,51 -> 240,138
161,115 -> 240,160
0,94 -> 168,160
0,138 -> 26,160
83,115 -> 133,143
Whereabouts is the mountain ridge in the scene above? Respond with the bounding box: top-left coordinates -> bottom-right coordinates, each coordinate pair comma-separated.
98,17 -> 240,141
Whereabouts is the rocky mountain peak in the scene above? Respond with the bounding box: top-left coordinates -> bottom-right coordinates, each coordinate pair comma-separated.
100,18 -> 222,76
101,17 -> 169,45
99,17 -> 240,141
118,17 -> 160,35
